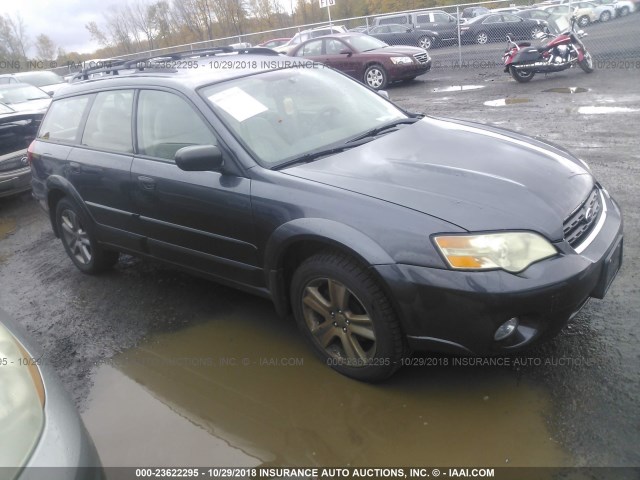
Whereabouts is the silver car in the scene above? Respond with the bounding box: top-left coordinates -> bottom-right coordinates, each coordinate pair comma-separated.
0,310 -> 104,480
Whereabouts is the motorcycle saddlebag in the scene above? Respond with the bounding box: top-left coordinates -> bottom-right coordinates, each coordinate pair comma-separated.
513,48 -> 542,63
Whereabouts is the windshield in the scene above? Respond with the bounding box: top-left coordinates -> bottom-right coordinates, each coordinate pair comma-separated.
346,35 -> 388,52
201,67 -> 407,167
14,71 -> 64,87
0,85 -> 50,104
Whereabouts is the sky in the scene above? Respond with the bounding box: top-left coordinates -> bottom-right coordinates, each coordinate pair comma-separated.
2,0 -> 295,57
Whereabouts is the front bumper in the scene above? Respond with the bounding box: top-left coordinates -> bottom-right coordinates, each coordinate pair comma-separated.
389,59 -> 432,81
374,191 -> 623,355
0,166 -> 31,198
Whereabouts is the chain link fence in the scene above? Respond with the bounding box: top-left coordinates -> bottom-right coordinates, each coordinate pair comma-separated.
54,0 -> 640,77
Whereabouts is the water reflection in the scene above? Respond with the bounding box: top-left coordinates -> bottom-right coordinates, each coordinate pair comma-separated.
83,302 -> 570,467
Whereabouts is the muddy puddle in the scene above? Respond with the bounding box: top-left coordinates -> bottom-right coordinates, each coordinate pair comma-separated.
83,305 -> 570,468
0,217 -> 17,240
432,85 -> 484,93
484,98 -> 531,107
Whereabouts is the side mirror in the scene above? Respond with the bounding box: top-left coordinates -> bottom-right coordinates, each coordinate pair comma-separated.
377,90 -> 389,99
175,145 -> 223,172
339,49 -> 353,56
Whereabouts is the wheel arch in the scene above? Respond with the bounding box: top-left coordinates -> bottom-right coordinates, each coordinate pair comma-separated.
45,175 -> 92,237
263,218 -> 397,318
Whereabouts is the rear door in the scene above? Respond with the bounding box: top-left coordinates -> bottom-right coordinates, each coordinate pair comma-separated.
431,12 -> 459,40
130,88 -> 259,287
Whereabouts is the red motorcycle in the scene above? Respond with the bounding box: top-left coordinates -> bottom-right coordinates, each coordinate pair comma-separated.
502,17 -> 594,83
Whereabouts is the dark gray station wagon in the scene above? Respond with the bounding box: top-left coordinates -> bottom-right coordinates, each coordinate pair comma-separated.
29,48 -> 623,381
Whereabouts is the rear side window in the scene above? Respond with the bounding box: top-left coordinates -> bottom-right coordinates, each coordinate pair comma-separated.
136,90 -> 216,161
416,14 -> 431,23
379,15 -> 407,25
81,90 -> 134,153
38,96 -> 90,143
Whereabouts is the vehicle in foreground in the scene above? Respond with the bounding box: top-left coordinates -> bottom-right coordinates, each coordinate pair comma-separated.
30,48 -> 623,381
460,13 -> 548,44
0,71 -> 67,97
0,309 -> 103,479
291,33 -> 431,89
367,24 -> 439,50
0,84 -> 52,113
0,104 -> 43,198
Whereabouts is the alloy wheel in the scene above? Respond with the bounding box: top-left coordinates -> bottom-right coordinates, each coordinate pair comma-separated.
366,67 -> 385,89
476,32 -> 488,44
301,277 -> 377,364
60,209 -> 92,265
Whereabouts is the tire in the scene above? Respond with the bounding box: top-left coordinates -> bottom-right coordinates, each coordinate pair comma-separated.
531,27 -> 542,38
510,65 -> 535,83
476,31 -> 489,45
55,198 -> 119,274
363,64 -> 388,90
418,36 -> 432,49
290,251 -> 404,382
578,15 -> 590,27
620,6 -> 629,16
599,10 -> 611,22
579,50 -> 595,73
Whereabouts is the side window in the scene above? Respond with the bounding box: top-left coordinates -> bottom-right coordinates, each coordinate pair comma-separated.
483,15 -> 502,24
503,14 -> 520,22
380,16 -> 405,25
325,39 -> 346,55
81,90 -> 134,153
137,90 -> 216,161
371,26 -> 389,33
38,95 -> 90,143
389,25 -> 406,33
416,14 -> 431,24
433,13 -> 450,22
300,39 -> 323,56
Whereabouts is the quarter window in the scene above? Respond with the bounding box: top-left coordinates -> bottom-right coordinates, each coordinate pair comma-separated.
38,95 -> 90,143
136,90 -> 216,161
81,90 -> 134,153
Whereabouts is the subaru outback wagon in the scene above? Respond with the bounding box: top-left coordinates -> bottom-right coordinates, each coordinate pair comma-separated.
29,48 -> 623,381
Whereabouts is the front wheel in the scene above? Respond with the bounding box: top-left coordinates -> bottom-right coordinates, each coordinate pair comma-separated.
476,31 -> 489,45
599,11 -> 611,22
363,64 -> 388,90
418,36 -> 432,49
579,51 -> 595,73
578,15 -> 590,27
619,6 -> 630,16
55,198 -> 119,274
290,252 -> 405,382
510,65 -> 535,83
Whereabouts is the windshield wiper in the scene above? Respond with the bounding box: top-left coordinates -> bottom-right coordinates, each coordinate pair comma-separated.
274,137 -> 374,170
346,118 -> 421,143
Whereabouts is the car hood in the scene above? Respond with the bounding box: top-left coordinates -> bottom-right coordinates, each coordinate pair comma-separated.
282,117 -> 593,241
7,98 -> 51,113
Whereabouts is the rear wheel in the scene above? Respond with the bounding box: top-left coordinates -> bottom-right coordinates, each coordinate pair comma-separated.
418,36 -> 432,49
578,15 -> 590,27
619,6 -> 630,16
531,26 -> 542,38
510,65 -> 535,83
291,251 -> 404,382
363,64 -> 388,90
476,31 -> 489,44
579,50 -> 595,73
55,198 -> 119,274
599,10 -> 611,21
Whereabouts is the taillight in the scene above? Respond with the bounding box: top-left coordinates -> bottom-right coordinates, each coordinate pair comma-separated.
27,140 -> 35,165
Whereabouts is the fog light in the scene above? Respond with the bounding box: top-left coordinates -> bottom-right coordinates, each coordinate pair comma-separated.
494,317 -> 519,341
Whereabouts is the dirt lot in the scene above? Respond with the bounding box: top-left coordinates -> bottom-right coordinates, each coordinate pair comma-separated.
0,64 -> 638,470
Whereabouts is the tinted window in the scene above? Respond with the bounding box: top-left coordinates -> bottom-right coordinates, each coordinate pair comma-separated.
433,13 -> 451,22
38,96 -> 90,143
137,90 -> 216,161
416,14 -> 431,23
379,16 -> 407,25
81,90 -> 134,153
483,15 -> 502,23
325,39 -> 346,55
503,14 -> 521,21
388,25 -> 406,33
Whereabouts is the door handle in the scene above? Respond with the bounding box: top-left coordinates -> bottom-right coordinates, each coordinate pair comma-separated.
138,175 -> 156,191
69,161 -> 81,174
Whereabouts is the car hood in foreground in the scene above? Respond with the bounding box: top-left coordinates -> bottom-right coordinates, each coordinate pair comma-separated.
283,117 -> 593,241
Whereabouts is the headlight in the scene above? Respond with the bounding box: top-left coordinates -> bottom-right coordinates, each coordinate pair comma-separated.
390,56 -> 414,65
433,232 -> 557,273
0,322 -> 45,470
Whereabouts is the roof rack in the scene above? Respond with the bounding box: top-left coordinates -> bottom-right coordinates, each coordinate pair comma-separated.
70,46 -> 279,82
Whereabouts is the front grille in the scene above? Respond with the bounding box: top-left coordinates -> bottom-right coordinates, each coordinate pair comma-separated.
413,52 -> 429,64
0,154 -> 28,173
563,187 -> 602,248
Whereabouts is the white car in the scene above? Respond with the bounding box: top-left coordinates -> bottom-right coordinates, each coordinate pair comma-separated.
585,0 -> 618,21
274,25 -> 347,54
613,0 -> 635,15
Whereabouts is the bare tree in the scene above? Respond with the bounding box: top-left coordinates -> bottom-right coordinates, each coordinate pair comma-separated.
0,13 -> 30,62
35,34 -> 56,60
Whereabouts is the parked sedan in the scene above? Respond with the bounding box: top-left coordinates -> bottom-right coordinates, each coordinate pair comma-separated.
0,310 -> 104,479
257,38 -> 290,49
460,13 -> 547,44
0,84 -> 51,113
367,24 -> 439,49
291,33 -> 431,89
0,71 -> 67,97
0,105 -> 43,198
